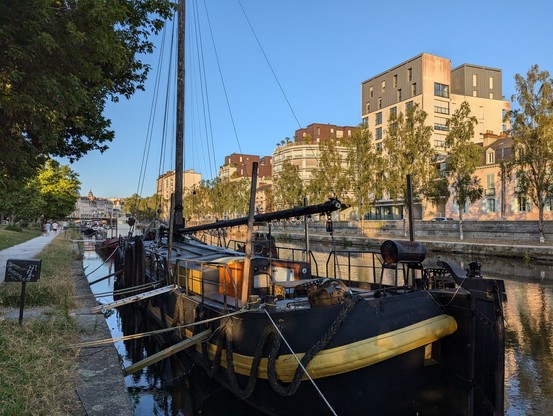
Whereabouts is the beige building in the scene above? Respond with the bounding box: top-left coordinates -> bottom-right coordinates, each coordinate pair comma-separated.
445,133 -> 553,221
69,190 -> 115,220
361,53 -> 510,157
156,169 -> 202,220
360,53 -> 511,220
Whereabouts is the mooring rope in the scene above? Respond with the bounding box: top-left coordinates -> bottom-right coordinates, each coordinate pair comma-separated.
67,308 -> 250,349
87,281 -> 164,299
263,308 -> 338,416
84,245 -> 119,277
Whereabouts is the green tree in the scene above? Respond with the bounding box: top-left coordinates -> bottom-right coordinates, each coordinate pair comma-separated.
0,177 -> 42,224
273,159 -> 305,209
345,124 -> 384,220
445,101 -> 483,240
307,138 -> 348,204
508,65 -> 553,243
425,177 -> 451,216
124,193 -> 157,222
0,0 -> 173,182
384,104 -> 437,211
37,160 -> 81,219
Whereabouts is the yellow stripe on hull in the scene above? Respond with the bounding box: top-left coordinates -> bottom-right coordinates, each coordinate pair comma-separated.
189,314 -> 457,382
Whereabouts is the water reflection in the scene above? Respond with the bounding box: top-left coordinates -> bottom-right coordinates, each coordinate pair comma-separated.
83,242 -> 553,415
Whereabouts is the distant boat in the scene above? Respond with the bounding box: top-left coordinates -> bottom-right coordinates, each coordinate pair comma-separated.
112,1 -> 507,414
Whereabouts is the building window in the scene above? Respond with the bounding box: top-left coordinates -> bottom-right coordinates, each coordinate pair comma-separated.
502,109 -> 507,120
378,98 -> 382,109
406,100 -> 413,111
393,74 -> 398,88
518,196 -> 529,212
375,112 -> 382,125
370,86 -> 373,98
381,80 -> 386,92
486,174 -> 495,194
397,89 -> 402,101
317,127 -> 320,135
502,124 -> 507,132
434,123 -> 449,131
489,92 -> 494,99
485,198 -> 496,213
376,127 -> 382,141
434,103 -> 449,114
487,151 -> 495,164
489,76 -> 494,89
435,139 -> 445,148
411,83 -> 417,96
376,142 -> 383,152
434,83 -> 449,98
366,102 -> 370,113
472,74 -> 477,87
473,90 -> 478,97
408,67 -> 413,81
390,107 -> 397,118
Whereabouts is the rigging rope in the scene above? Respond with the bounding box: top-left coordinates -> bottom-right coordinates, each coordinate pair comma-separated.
263,309 -> 338,416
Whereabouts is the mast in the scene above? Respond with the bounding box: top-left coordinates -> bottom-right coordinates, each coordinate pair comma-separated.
174,0 -> 185,230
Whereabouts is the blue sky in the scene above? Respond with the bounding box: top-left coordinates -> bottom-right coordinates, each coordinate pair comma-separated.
64,0 -> 553,198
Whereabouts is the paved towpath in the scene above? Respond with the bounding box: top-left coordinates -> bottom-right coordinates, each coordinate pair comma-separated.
0,234 -> 134,415
0,234 -> 56,283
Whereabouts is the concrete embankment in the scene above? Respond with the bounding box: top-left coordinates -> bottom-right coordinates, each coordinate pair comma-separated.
223,220 -> 553,262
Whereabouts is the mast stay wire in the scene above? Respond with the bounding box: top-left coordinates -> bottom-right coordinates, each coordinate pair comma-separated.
235,0 -> 340,200
192,0 -> 217,179
201,0 -> 245,166
136,23 -> 171,201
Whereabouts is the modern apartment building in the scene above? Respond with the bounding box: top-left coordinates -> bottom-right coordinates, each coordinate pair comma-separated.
360,53 -> 510,157
272,123 -> 355,182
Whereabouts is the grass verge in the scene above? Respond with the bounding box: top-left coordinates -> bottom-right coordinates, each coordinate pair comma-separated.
0,226 -> 41,250
0,230 -> 83,415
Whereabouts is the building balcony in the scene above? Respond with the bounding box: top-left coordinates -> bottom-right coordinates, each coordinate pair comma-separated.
485,188 -> 496,196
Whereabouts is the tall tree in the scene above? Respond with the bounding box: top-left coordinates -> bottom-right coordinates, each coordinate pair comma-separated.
384,104 -> 437,212
345,124 -> 383,220
37,160 -> 81,219
0,177 -> 42,224
445,101 -> 483,240
508,65 -> 553,243
307,138 -> 348,204
0,0 -> 173,182
124,193 -> 158,222
273,159 -> 305,209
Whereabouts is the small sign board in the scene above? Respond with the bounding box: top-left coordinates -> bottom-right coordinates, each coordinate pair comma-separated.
5,259 -> 42,283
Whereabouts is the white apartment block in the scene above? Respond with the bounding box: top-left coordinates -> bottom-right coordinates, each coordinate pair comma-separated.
272,123 -> 354,183
361,53 -> 510,158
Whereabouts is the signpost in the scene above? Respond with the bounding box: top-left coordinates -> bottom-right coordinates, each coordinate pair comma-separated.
4,259 -> 42,324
